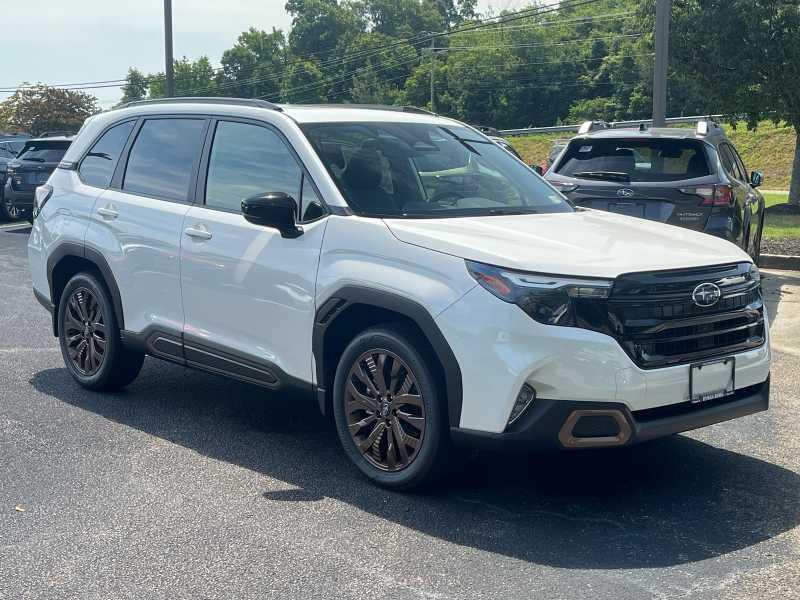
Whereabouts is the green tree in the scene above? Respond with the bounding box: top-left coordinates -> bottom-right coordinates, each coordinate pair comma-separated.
216,28 -> 286,100
119,68 -> 149,104
652,0 -> 800,205
281,60 -> 327,102
149,56 -> 217,98
0,84 -> 98,135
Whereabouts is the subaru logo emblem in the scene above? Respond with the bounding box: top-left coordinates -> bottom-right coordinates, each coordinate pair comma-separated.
617,188 -> 634,198
692,282 -> 722,307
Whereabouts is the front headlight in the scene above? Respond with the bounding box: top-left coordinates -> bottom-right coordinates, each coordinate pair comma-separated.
466,260 -> 613,326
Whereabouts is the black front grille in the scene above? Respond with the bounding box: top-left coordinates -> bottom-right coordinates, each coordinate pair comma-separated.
605,262 -> 765,369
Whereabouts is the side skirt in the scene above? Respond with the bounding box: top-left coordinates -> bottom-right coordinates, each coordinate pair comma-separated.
120,327 -> 314,395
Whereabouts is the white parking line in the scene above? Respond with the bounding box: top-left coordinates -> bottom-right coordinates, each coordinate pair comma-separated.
0,222 -> 31,231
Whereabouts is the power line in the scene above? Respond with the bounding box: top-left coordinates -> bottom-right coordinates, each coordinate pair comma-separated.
1,0 -> 608,97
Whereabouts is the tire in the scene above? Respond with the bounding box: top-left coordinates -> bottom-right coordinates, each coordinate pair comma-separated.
752,216 -> 764,266
0,194 -> 22,222
57,271 -> 144,391
332,324 -> 449,491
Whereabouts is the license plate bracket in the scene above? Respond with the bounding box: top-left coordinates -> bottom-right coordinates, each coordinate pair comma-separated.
689,357 -> 735,404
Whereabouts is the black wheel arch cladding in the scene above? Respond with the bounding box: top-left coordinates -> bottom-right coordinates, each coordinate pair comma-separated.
47,242 -> 125,337
313,286 -> 463,427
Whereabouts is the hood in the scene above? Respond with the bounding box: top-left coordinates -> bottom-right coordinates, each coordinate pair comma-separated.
384,209 -> 751,279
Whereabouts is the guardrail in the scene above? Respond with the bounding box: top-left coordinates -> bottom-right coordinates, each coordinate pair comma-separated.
498,115 -> 723,136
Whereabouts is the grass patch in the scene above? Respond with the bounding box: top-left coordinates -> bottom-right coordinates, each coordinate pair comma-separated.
763,192 -> 800,240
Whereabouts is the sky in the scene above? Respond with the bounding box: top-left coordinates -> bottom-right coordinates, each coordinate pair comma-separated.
0,0 -> 524,108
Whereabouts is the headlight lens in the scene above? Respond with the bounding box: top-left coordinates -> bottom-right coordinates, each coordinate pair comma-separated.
749,263 -> 761,284
466,260 -> 613,326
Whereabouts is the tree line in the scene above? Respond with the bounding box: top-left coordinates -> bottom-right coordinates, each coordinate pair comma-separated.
1,0 -> 798,203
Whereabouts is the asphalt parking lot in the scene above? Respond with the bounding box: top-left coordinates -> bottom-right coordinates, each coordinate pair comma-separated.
1,223 -> 799,600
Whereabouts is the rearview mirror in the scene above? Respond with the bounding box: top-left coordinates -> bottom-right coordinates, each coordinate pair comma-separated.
241,192 -> 303,238
750,171 -> 764,188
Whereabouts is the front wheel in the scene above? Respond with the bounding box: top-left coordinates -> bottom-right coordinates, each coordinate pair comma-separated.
752,216 -> 764,266
332,324 -> 449,490
58,272 -> 145,391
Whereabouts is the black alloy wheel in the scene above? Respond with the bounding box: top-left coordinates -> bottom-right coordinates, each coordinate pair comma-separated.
63,287 -> 107,376
1,195 -> 22,221
333,324 -> 449,490
344,349 -> 426,472
58,272 -> 145,391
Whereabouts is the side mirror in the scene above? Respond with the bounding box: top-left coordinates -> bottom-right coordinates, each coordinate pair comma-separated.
531,164 -> 543,175
241,192 -> 303,238
750,171 -> 763,188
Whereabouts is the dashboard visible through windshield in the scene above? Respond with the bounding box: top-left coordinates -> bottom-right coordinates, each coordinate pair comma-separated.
301,121 -> 572,218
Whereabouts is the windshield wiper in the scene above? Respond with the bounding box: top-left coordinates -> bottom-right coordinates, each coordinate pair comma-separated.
438,127 -> 481,156
23,157 -> 45,163
571,171 -> 630,182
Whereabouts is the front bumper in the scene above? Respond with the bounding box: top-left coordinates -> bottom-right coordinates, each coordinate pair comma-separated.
436,283 -> 771,433
451,378 -> 769,451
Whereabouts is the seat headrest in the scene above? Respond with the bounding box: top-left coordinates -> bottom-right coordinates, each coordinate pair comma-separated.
343,147 -> 383,190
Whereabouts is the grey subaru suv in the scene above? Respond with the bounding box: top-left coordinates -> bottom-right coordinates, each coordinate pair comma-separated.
544,120 -> 765,263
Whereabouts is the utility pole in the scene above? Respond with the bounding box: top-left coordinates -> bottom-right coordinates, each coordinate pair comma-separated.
427,35 -> 438,114
164,0 -> 175,97
652,0 -> 670,127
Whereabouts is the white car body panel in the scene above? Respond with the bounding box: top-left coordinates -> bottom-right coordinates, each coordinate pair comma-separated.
28,169 -> 102,303
385,209 -> 751,278
84,189 -> 191,333
179,205 -> 328,383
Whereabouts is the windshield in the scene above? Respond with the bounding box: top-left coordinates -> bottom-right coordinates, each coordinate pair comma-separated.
18,141 -> 70,163
301,122 -> 572,217
555,138 -> 711,182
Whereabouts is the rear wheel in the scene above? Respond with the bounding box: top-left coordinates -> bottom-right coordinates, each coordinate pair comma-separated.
58,272 -> 144,391
0,195 -> 22,222
332,324 -> 448,490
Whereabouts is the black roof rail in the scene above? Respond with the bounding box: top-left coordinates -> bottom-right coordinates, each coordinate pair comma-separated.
39,130 -> 75,138
288,103 -> 435,115
118,97 -> 283,112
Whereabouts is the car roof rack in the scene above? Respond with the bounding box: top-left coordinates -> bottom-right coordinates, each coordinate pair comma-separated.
577,120 -> 610,134
696,117 -> 722,136
118,97 -> 284,112
475,125 -> 500,136
39,130 -> 75,138
288,103 -> 435,115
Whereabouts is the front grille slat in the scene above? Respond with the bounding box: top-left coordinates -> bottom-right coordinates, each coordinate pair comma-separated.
606,262 -> 765,369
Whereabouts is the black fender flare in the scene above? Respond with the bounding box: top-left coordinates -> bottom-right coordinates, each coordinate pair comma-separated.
313,286 -> 463,427
46,242 -> 125,335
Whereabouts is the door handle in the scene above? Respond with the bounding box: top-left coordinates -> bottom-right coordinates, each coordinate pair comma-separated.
184,224 -> 213,240
97,205 -> 119,219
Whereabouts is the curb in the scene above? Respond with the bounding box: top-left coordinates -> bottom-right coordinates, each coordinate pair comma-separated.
761,254 -> 800,271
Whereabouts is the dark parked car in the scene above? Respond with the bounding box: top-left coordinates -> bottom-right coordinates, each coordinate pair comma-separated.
3,136 -> 72,222
544,120 -> 765,263
0,136 -> 31,220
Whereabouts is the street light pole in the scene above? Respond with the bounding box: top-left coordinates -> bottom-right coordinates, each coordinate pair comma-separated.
429,35 -> 436,113
652,0 -> 670,127
164,0 -> 175,97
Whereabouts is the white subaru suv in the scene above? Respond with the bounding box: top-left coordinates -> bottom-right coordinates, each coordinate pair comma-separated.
28,99 -> 770,489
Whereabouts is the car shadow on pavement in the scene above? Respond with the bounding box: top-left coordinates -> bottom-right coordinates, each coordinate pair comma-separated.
32,361 -> 800,570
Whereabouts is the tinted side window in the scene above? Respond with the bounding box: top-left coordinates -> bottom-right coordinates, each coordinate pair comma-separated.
205,121 -> 301,212
79,120 -> 135,188
123,118 -> 206,201
719,144 -> 744,181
